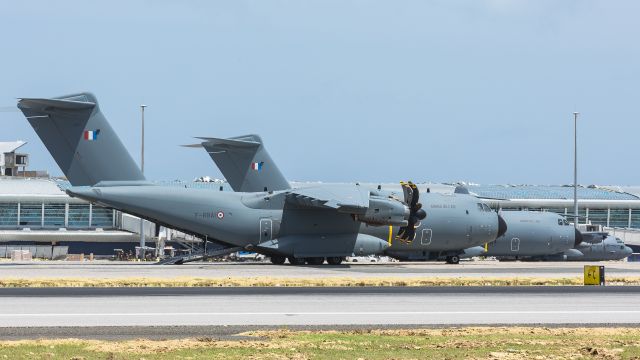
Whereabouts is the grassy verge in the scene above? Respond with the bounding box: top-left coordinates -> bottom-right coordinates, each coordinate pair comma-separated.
0,276 -> 640,287
1,327 -> 640,359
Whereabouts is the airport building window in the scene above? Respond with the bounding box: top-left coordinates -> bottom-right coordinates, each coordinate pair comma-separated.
0,203 -> 18,227
92,206 -> 113,228
609,209 -> 630,228
588,208 -> 608,228
631,209 -> 640,229
19,202 -> 42,227
67,204 -> 90,228
43,203 -> 65,228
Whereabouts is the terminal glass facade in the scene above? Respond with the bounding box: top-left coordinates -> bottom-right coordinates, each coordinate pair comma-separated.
0,201 -> 113,229
609,209 -> 630,228
497,206 -> 640,230
91,206 -> 114,228
631,209 -> 640,228
43,203 -> 65,227
67,204 -> 90,228
19,202 -> 42,227
0,203 -> 18,226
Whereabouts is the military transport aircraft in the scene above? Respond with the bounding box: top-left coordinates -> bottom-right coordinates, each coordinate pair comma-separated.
467,211 -> 581,260
187,135 -> 508,264
18,93 -> 508,265
567,235 -> 633,261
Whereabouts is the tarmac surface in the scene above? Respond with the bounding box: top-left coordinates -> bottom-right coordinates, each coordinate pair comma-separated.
1,260 -> 639,279
1,261 -> 639,339
0,286 -> 638,336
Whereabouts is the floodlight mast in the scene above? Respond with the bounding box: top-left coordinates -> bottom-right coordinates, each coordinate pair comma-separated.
140,104 -> 147,260
573,111 -> 579,230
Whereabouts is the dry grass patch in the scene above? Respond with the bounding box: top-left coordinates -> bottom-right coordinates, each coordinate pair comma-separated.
1,276 -> 640,287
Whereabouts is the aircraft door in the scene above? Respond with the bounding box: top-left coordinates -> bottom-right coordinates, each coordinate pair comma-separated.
511,238 -> 520,252
259,218 -> 273,242
420,229 -> 432,246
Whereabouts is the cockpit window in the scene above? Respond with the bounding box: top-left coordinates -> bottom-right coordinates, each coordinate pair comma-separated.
477,203 -> 484,211
558,218 -> 570,226
616,238 -> 623,243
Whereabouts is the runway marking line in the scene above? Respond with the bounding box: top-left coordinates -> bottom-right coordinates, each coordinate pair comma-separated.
1,310 -> 640,317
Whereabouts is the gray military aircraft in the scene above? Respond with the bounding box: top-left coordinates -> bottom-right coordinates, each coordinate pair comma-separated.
566,235 -> 633,261
470,210 -> 582,260
187,136 -> 508,264
19,92 -> 507,265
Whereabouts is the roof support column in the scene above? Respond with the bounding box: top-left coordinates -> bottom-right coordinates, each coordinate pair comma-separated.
64,203 -> 69,228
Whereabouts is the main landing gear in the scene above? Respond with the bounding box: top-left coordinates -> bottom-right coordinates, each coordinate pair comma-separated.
269,255 -> 286,265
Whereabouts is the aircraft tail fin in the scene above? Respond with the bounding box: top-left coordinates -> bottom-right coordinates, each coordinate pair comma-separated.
17,93 -> 145,186
185,135 -> 290,192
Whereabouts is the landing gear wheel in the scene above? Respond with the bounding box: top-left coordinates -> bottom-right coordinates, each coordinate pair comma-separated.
305,257 -> 325,265
326,257 -> 343,265
270,255 -> 286,265
446,255 -> 460,264
287,256 -> 306,265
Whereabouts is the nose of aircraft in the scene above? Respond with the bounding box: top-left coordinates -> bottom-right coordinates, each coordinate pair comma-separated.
625,246 -> 633,256
497,214 -> 507,238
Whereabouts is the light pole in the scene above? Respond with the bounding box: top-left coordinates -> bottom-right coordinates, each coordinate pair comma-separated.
573,111 -> 579,230
139,104 -> 147,260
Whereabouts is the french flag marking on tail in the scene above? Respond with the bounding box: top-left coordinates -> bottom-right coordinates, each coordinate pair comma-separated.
84,129 -> 100,141
251,161 -> 264,172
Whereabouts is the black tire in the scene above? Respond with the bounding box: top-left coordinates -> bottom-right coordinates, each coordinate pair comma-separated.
305,257 -> 325,265
287,256 -> 305,265
270,255 -> 286,265
446,255 -> 460,264
326,257 -> 343,265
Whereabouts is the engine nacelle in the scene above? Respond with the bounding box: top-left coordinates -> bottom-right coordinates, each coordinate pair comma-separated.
355,196 -> 410,227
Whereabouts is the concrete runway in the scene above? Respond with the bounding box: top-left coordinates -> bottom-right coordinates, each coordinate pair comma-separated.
1,260 -> 639,279
0,286 -> 638,330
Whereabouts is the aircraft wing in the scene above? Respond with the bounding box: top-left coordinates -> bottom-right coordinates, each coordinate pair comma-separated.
285,184 -> 370,215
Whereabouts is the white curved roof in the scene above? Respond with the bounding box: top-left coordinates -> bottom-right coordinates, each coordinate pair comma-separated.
0,178 -> 82,202
0,141 -> 26,154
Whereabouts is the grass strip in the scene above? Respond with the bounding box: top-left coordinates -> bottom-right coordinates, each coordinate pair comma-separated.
1,327 -> 640,359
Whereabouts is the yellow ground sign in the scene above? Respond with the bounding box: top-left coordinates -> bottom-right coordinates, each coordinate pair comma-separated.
584,265 -> 605,286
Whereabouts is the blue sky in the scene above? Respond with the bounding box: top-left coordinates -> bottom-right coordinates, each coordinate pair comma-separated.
1,1 -> 638,185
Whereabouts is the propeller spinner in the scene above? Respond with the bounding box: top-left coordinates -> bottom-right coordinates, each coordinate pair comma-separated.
397,181 -> 427,242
